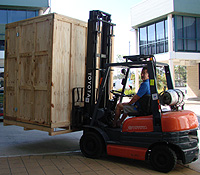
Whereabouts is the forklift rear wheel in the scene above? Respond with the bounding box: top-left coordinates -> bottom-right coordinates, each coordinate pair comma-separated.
80,132 -> 104,159
150,145 -> 177,173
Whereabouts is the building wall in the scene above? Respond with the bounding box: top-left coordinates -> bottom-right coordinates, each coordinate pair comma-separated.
187,64 -> 200,97
131,0 -> 174,28
0,0 -> 49,10
131,0 -> 200,29
174,0 -> 200,15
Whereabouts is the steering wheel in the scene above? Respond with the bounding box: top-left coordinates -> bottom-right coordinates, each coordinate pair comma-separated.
110,90 -> 134,97
110,90 -> 125,97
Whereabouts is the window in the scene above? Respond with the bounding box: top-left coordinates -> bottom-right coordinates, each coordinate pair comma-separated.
8,10 -> 27,23
0,10 -> 7,24
165,20 -> 168,52
0,40 -> 4,51
140,27 -> 147,45
176,15 -> 200,52
197,18 -> 200,51
0,9 -> 38,24
184,17 -> 196,51
148,24 -> 156,54
199,64 -> 200,90
139,18 -> 170,55
156,21 -> 165,53
27,11 -> 37,18
177,16 -> 183,50
139,27 -> 147,55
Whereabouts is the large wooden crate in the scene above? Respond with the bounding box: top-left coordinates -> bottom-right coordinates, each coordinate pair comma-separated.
3,13 -> 88,136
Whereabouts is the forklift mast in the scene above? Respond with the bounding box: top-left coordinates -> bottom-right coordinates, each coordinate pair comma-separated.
84,10 -> 115,117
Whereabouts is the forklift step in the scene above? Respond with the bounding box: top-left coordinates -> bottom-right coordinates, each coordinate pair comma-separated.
107,144 -> 147,161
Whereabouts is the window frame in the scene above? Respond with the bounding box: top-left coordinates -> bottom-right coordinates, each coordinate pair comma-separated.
139,18 -> 169,55
175,15 -> 200,52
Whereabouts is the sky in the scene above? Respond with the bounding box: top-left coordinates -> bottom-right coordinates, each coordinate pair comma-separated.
50,0 -> 142,59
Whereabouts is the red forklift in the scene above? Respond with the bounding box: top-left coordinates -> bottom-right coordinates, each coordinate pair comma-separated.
72,11 -> 199,173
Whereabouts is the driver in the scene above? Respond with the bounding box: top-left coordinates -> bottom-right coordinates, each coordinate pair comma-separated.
113,66 -> 150,127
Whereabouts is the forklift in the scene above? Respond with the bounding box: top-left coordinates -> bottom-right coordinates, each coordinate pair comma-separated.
72,10 -> 199,173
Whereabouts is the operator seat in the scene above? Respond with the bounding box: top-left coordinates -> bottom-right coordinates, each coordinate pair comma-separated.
128,94 -> 152,117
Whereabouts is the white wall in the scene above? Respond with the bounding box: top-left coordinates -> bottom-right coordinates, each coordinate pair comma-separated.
131,0 -> 174,28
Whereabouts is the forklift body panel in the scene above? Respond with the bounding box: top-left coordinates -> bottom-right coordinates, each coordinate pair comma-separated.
122,110 -> 198,133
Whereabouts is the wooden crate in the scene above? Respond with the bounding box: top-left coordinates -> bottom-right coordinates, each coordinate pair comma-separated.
3,13 -> 88,136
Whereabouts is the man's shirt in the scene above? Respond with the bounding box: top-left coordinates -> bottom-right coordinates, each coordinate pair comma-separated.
134,79 -> 150,111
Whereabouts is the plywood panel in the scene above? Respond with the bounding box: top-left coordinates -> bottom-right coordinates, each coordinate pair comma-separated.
6,58 -> 16,87
34,55 -> 49,88
19,89 -> 33,121
70,24 -> 87,88
34,90 -> 48,124
19,56 -> 32,87
51,18 -> 71,127
20,23 -> 34,53
5,90 -> 15,117
36,20 -> 52,52
6,28 -> 17,56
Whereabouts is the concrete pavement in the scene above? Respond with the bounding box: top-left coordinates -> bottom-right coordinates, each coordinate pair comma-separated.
0,97 -> 200,174
0,122 -> 82,157
0,152 -> 200,175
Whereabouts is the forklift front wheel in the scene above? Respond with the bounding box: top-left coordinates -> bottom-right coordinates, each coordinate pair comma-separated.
80,132 -> 104,159
150,145 -> 177,173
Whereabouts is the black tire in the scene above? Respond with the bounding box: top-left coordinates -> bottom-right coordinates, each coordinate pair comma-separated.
150,145 -> 177,173
80,132 -> 105,158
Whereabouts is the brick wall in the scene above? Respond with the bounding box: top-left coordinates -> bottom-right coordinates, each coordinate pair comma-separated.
187,64 -> 200,97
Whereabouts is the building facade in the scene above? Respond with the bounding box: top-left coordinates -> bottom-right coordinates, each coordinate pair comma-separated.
131,0 -> 200,97
0,0 -> 49,68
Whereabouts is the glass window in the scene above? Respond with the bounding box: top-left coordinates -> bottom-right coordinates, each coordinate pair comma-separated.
197,41 -> 200,51
177,16 -> 183,50
176,16 -> 200,52
184,17 -> 195,39
157,42 -> 164,53
165,20 -> 169,52
156,21 -> 164,41
178,39 -> 183,50
0,10 -> 7,24
183,17 -> 196,51
184,40 -> 196,51
197,18 -> 200,39
148,24 -> 156,54
165,41 -> 168,52
8,10 -> 26,23
27,11 -> 36,18
148,44 -> 156,54
148,24 -> 155,43
177,16 -> 183,38
0,40 -> 5,51
197,18 -> 200,51
140,46 -> 147,55
139,18 -> 170,55
165,20 -> 168,39
139,27 -> 147,45
156,21 -> 165,53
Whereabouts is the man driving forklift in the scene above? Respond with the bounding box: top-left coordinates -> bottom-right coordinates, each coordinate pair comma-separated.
113,66 -> 150,127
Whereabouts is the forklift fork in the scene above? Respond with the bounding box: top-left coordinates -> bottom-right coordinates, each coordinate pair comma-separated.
72,87 -> 85,129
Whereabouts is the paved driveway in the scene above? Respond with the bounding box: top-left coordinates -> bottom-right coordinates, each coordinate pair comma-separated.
0,122 -> 82,157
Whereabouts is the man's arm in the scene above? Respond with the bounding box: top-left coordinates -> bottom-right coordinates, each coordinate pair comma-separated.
127,94 -> 140,105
